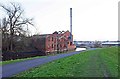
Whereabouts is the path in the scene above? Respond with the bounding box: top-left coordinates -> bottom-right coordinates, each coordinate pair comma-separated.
1,51 -> 83,77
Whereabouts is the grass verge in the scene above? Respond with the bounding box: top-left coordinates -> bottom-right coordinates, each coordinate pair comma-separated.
0,56 -> 46,66
15,47 -> 118,77
1,50 -> 76,66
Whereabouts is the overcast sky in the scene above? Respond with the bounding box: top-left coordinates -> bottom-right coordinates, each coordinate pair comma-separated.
0,0 -> 119,41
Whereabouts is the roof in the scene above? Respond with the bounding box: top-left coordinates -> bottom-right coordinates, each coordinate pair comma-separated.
32,31 -> 71,38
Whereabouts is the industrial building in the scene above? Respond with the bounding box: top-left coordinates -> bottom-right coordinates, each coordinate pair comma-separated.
31,8 -> 76,55
32,31 -> 76,55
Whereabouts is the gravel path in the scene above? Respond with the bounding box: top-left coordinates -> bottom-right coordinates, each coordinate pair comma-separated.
1,51 -> 83,77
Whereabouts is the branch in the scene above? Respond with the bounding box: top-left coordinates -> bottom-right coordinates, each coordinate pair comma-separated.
13,10 -> 23,27
0,5 -> 11,13
15,18 -> 34,26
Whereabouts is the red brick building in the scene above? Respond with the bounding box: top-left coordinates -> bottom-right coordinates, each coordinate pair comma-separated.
32,31 -> 76,55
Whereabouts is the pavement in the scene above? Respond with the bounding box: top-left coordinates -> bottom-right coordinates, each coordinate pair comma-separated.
1,50 -> 84,78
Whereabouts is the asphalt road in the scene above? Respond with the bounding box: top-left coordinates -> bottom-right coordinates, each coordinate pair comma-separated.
1,51 -> 84,77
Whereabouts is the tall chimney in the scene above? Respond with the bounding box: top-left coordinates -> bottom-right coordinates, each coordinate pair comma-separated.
70,8 -> 72,42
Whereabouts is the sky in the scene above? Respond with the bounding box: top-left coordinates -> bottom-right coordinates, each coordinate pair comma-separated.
0,0 -> 119,41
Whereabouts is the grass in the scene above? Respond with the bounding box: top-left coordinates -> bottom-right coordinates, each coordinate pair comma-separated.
15,46 -> 118,77
0,55 -> 46,66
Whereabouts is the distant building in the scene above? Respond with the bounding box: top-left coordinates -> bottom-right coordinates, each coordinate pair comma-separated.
74,41 -> 96,48
102,41 -> 120,47
32,31 -> 76,55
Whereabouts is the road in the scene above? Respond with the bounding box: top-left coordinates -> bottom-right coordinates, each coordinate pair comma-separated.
1,51 -> 84,78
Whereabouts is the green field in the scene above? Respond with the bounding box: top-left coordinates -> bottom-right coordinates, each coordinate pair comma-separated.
15,47 -> 118,77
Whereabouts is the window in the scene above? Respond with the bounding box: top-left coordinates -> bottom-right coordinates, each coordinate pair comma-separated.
52,44 -> 54,48
68,42 -> 69,44
52,37 -> 54,41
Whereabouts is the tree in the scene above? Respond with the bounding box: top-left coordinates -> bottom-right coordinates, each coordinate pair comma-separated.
1,18 -> 9,51
0,2 -> 34,51
94,41 -> 102,48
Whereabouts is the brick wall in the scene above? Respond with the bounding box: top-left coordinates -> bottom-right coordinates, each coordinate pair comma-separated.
32,31 -> 76,55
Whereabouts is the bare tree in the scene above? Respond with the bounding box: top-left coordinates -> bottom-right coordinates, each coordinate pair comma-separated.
0,2 -> 34,51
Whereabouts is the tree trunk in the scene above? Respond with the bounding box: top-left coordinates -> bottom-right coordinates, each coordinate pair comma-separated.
10,20 -> 13,51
